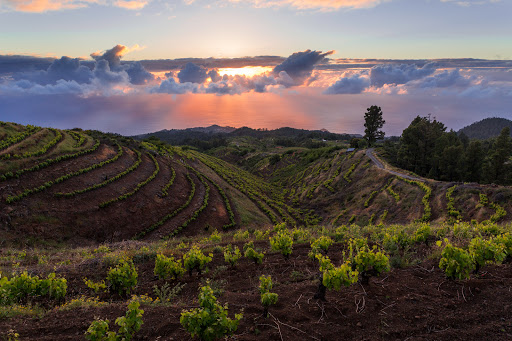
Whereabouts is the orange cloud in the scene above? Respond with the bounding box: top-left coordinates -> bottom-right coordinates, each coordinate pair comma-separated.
3,0 -> 149,12
113,0 -> 147,9
4,0 -> 98,12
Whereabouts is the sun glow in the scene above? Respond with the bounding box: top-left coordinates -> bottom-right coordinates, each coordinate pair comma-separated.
218,66 -> 273,78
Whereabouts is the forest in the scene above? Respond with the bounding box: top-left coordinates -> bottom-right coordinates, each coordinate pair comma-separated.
381,116 -> 512,185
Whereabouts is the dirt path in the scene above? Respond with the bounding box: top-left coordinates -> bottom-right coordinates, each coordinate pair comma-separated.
366,148 -> 425,182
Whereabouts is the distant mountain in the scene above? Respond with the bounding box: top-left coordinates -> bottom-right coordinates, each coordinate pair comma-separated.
458,117 -> 512,140
133,125 -> 356,146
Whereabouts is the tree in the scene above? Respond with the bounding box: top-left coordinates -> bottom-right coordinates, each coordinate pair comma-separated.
363,105 -> 385,146
485,127 -> 512,185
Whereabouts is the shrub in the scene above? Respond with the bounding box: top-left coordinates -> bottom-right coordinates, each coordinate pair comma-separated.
253,230 -> 270,240
351,242 -> 390,284
0,271 -> 67,305
180,284 -> 243,341
84,278 -> 107,294
413,223 -> 432,244
270,230 -> 293,259
259,275 -> 278,318
438,239 -> 474,280
291,227 -> 311,243
209,229 -> 222,242
233,230 -> 250,241
85,300 -> 144,341
468,237 -> 506,273
244,247 -> 264,264
313,254 -> 358,301
107,259 -> 138,296
183,246 -> 213,276
154,254 -> 185,280
308,236 -> 333,259
223,245 -> 242,267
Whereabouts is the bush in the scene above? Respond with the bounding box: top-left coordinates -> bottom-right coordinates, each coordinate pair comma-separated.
438,240 -> 474,280
244,247 -> 264,264
259,275 -> 278,318
270,230 -> 293,259
180,284 -> 243,341
223,245 -> 242,267
154,254 -> 185,280
351,242 -> 390,284
183,246 -> 213,276
85,300 -> 144,341
0,271 -> 67,305
233,230 -> 250,241
107,259 -> 138,296
468,237 -> 506,273
308,236 -> 333,259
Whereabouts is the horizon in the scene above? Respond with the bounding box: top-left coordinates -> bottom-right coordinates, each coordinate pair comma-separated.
1,0 -> 511,135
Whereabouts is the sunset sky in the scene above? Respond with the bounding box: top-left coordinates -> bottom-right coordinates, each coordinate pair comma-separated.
1,0 -> 511,135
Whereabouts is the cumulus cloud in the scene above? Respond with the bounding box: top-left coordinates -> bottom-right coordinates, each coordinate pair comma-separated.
91,45 -> 154,84
324,74 -> 370,94
370,63 -> 437,87
12,56 -> 94,85
273,49 -> 334,85
1,44 -> 154,95
150,77 -> 198,94
2,0 -> 150,12
177,63 -> 209,84
412,69 -> 472,88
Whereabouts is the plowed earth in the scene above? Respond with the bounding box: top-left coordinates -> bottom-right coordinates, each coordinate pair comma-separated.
0,139 -> 233,246
1,241 -> 511,340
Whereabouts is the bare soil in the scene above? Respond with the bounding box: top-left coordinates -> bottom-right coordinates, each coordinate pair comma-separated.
1,241 -> 512,340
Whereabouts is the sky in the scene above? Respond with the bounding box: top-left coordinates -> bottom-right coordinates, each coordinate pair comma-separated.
0,0 -> 511,135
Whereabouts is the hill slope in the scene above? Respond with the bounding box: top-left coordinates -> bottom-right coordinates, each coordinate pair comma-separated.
1,121 -> 512,247
458,117 -> 512,139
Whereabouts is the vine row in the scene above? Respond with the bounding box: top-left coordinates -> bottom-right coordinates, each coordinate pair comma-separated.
99,152 -> 160,208
0,125 -> 40,151
1,128 -> 63,160
166,174 -> 211,238
53,142 -> 127,197
1,139 -> 101,182
134,173 -> 196,239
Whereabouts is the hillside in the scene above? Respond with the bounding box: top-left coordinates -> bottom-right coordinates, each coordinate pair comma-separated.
458,117 -> 512,139
1,121 -> 512,247
2,121 -> 512,340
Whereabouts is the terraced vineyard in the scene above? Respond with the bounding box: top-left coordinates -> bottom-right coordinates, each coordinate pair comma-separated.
2,122 -> 512,340
1,122 -> 512,247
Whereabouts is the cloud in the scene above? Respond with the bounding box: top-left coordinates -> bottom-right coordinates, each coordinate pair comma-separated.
324,74 -> 370,94
1,44 -> 155,96
273,49 -> 334,86
150,77 -> 198,94
91,45 -> 154,84
440,0 -> 501,6
208,69 -> 222,82
412,69 -> 472,88
2,0 -> 150,12
91,44 -> 127,68
113,0 -> 147,9
203,80 -> 243,95
370,63 -> 437,87
177,63 -> 209,83
12,56 -> 94,85
227,0 -> 386,11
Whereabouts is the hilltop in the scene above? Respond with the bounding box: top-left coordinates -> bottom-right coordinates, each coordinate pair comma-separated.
458,117 -> 512,139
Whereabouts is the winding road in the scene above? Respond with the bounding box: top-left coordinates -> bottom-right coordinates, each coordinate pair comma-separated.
366,148 -> 425,182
